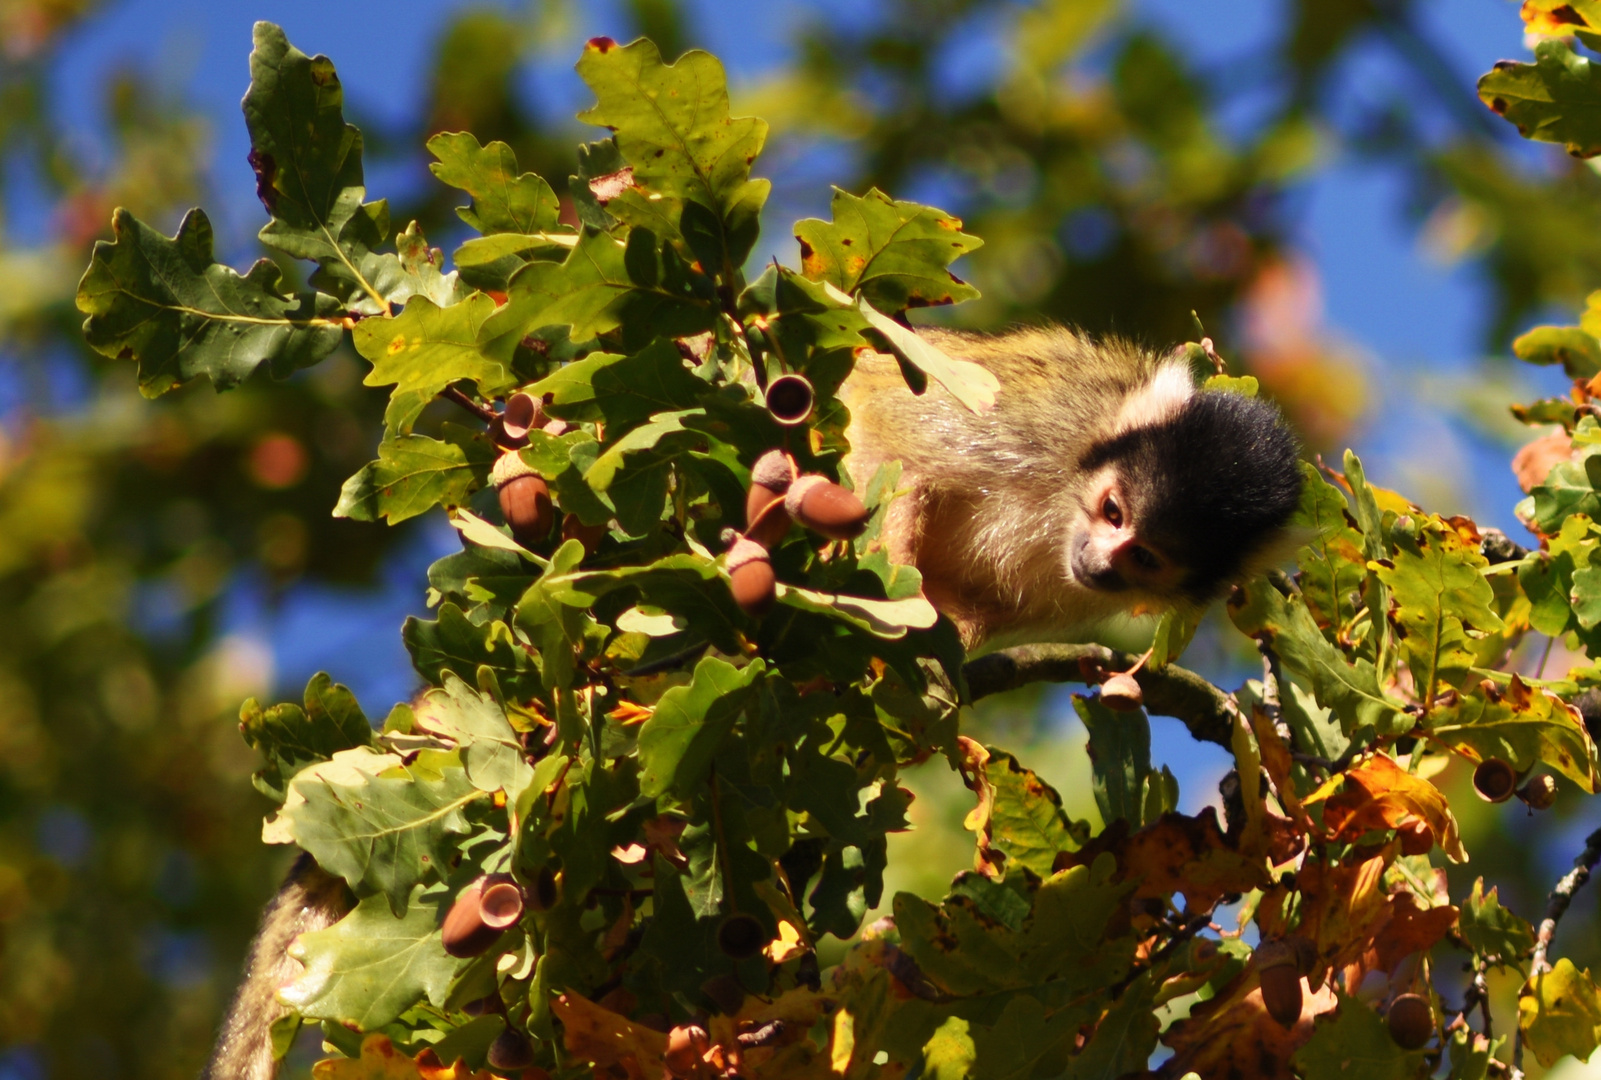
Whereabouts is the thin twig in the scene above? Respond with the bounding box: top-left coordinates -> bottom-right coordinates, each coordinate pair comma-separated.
441,384 -> 499,425
963,642 -> 1234,748
1532,826 -> 1601,975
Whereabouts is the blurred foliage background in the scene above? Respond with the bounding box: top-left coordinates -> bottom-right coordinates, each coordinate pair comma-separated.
0,0 -> 1595,1076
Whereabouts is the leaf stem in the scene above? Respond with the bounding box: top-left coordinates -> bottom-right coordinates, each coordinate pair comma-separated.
441,384 -> 499,426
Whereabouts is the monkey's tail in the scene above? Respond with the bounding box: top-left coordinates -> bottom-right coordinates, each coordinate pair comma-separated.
203,852 -> 351,1080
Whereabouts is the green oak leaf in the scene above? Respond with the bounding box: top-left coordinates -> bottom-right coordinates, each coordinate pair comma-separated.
1518,515 -> 1601,637
281,747 -> 484,914
795,188 -> 982,312
478,226 -> 718,358
636,656 -> 766,800
1514,325 -> 1601,379
1459,877 -> 1535,965
1230,577 -> 1405,736
1293,462 -> 1367,635
243,22 -> 394,310
980,749 -> 1088,877
1063,971 -> 1160,1080
893,856 -> 1132,1002
1520,959 -> 1601,1068
1075,695 -> 1152,829
576,37 -> 770,277
1424,680 -> 1600,791
528,340 -> 707,436
426,543 -> 535,621
240,672 -> 374,803
334,424 -> 496,524
353,293 -> 512,435
76,208 -> 343,397
282,886 -> 471,1030
412,672 -> 534,799
427,131 -> 566,236
1292,994 -> 1426,1080
1479,40 -> 1601,159
1446,1027 -> 1506,1080
403,604 -> 543,712
1374,516 -> 1503,697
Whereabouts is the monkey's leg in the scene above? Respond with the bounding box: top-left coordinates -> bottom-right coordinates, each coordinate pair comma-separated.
203,853 -> 351,1080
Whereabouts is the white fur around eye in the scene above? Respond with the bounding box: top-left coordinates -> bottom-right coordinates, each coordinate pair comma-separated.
1115,362 -> 1193,434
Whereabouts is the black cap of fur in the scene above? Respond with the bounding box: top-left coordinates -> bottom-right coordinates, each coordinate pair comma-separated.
1083,390 -> 1302,601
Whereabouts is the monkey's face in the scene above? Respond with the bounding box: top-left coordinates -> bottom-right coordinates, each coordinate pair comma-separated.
1067,468 -> 1190,602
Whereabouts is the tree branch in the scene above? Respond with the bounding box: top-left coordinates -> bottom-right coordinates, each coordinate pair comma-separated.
1532,826 -> 1601,975
963,643 -> 1235,749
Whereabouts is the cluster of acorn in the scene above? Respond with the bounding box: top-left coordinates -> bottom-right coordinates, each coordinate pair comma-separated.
439,868 -> 559,1069
1472,757 -> 1556,809
490,392 -> 606,553
726,375 -> 872,617
1255,937 -> 1434,1048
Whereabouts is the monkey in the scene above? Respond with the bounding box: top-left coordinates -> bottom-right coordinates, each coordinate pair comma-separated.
205,853 -> 350,1080
201,325 -> 1301,1080
839,325 -> 1304,651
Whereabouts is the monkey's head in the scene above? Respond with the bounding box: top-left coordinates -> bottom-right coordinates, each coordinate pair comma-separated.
1067,389 -> 1302,607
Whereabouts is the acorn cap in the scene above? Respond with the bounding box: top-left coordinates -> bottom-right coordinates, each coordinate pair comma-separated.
442,876 -> 519,958
727,537 -> 770,573
500,392 -> 541,441
1100,672 -> 1143,711
784,475 -> 869,540
1473,758 -> 1517,803
1386,993 -> 1433,1050
492,449 -> 537,487
765,374 -> 815,425
479,879 -> 525,929
717,912 -> 768,960
750,450 -> 793,493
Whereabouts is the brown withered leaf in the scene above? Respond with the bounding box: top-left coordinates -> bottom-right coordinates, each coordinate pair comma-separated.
1257,853 -> 1392,987
1159,965 -> 1338,1079
1250,705 -> 1312,831
1054,809 -> 1270,911
1368,893 -> 1458,977
1311,754 -> 1465,861
313,1035 -> 497,1080
553,993 -> 667,1080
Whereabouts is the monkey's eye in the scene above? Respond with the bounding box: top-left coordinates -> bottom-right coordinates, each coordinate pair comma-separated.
1102,497 -> 1123,528
1130,546 -> 1159,571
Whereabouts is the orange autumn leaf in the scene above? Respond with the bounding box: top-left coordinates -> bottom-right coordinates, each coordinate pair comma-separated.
553,993 -> 668,1080
1312,754 -> 1465,861
1160,965 -> 1338,1079
313,1035 -> 498,1080
1257,852 -> 1393,986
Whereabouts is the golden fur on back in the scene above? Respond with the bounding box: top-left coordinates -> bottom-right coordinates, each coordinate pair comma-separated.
840,326 -> 1189,648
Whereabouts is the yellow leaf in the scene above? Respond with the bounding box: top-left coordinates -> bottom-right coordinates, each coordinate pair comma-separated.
1521,959 -> 1601,1067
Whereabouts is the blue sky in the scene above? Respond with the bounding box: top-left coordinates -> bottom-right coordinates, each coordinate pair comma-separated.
34,0 -> 1567,819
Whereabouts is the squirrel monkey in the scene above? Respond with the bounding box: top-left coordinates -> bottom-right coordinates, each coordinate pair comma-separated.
203,326 -> 1301,1080
841,326 -> 1303,649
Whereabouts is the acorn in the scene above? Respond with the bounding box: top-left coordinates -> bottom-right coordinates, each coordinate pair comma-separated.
1518,774 -> 1558,810
441,874 -> 526,958
1256,940 -> 1304,1028
765,374 -> 814,425
562,513 -> 608,556
701,973 -> 747,1015
526,865 -> 559,912
1386,993 -> 1433,1050
744,449 -> 793,549
493,451 -> 554,547
1100,672 -> 1144,711
488,1028 -> 535,1070
1397,820 -> 1434,856
727,538 -> 776,617
497,391 -> 541,445
716,912 -> 768,961
784,475 -> 869,540
1473,758 -> 1517,803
